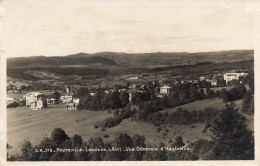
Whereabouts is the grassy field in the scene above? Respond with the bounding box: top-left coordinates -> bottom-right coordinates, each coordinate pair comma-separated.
7,103 -> 211,155
7,97 -> 254,156
7,104 -> 112,154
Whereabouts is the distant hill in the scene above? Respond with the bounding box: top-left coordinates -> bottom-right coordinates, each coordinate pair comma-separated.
7,55 -> 117,67
7,50 -> 253,68
6,50 -> 254,80
94,50 -> 254,67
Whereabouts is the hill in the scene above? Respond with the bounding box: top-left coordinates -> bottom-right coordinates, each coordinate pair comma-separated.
7,55 -> 117,67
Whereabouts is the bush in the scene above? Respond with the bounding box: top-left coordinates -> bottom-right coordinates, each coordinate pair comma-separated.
103,134 -> 109,138
7,102 -> 19,108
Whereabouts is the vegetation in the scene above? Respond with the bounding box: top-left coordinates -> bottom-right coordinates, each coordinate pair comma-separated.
132,105 -> 219,127
7,55 -> 116,67
210,103 -> 254,159
78,90 -> 129,111
7,68 -> 39,81
8,103 -> 254,161
100,107 -> 136,128
241,91 -> 254,115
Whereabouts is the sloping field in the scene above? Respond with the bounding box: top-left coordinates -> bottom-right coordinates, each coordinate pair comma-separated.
7,98 -> 253,156
7,103 -> 210,155
7,104 -> 112,154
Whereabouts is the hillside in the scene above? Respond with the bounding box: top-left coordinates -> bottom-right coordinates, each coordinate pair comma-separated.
90,50 -> 254,68
7,55 -> 117,67
6,50 -> 254,80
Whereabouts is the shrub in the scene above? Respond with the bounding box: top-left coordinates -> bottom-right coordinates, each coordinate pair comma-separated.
7,102 -> 19,108
103,134 -> 109,138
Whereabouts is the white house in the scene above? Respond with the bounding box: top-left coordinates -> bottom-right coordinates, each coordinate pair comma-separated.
160,85 -> 172,94
200,76 -> 206,81
60,92 -> 74,103
47,98 -> 57,105
211,80 -> 218,86
66,98 -> 80,110
30,97 -> 47,110
224,73 -> 248,82
24,92 -> 45,106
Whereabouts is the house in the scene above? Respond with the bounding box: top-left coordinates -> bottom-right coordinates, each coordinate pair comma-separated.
47,98 -> 57,105
128,84 -> 137,89
90,92 -> 97,96
30,97 -> 47,110
211,80 -> 218,86
223,73 -> 248,83
200,76 -> 206,81
24,92 -> 45,106
66,98 -> 80,110
156,85 -> 172,98
128,76 -> 139,80
160,85 -> 172,94
119,88 -> 127,92
60,92 -> 74,103
66,103 -> 76,110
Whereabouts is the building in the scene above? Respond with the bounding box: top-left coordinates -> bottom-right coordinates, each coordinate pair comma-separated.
211,80 -> 218,86
66,98 -> 80,110
200,76 -> 206,81
66,103 -> 76,110
90,92 -> 97,96
60,92 -> 74,103
24,92 -> 45,106
160,85 -> 172,94
47,98 -> 57,105
30,97 -> 47,110
223,73 -> 248,82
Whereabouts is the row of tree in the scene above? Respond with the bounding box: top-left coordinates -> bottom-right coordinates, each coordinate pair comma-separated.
78,90 -> 130,111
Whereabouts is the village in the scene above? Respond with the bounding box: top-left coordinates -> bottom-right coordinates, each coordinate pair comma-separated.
6,71 -> 248,110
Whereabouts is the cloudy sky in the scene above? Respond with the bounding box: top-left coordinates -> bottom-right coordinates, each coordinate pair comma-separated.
0,0 -> 256,57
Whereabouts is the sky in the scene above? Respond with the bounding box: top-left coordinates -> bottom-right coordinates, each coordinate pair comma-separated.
0,0 -> 257,57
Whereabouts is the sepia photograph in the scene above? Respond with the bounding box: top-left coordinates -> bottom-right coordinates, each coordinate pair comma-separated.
0,0 -> 259,165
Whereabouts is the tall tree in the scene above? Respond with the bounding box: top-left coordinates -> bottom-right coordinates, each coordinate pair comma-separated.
211,103 -> 254,160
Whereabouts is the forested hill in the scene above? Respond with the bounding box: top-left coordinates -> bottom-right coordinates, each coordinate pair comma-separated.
7,50 -> 253,68
7,55 -> 117,67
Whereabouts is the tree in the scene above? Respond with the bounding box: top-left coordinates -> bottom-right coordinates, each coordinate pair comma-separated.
71,134 -> 83,148
211,103 -> 254,159
20,140 -> 34,161
172,136 -> 185,148
220,88 -> 229,102
241,92 -> 254,115
119,91 -> 130,107
51,91 -> 61,101
110,91 -> 122,109
87,137 -> 105,161
162,95 -> 169,107
129,134 -> 146,160
50,128 -> 69,147
111,133 -> 133,160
